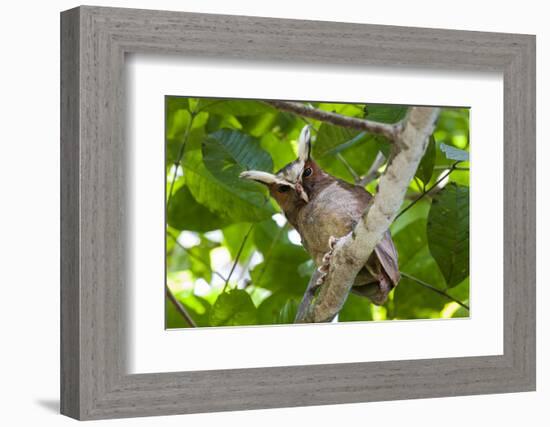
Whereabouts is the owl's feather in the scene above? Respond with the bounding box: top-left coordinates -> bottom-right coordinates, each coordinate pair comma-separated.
240,125 -> 400,305
288,174 -> 400,305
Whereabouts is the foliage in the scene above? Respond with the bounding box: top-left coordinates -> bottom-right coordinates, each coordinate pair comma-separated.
165,98 -> 470,328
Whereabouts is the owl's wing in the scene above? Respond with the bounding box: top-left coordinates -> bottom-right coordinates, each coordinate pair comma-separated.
336,179 -> 373,204
334,180 -> 400,285
341,182 -> 400,285
374,231 -> 401,286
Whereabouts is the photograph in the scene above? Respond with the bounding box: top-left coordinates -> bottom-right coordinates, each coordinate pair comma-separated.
165,97 -> 470,328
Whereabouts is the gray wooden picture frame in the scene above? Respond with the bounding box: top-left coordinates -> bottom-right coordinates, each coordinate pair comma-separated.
60,5 -> 536,420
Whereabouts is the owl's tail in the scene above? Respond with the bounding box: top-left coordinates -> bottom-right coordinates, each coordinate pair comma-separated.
352,266 -> 395,305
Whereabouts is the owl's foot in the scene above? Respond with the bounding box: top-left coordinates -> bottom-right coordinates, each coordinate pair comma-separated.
316,236 -> 340,286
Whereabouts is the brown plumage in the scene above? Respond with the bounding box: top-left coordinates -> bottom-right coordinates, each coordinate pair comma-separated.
240,126 -> 400,305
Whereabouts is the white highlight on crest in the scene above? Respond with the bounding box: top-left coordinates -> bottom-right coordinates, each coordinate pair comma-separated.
298,124 -> 311,163
239,170 -> 289,186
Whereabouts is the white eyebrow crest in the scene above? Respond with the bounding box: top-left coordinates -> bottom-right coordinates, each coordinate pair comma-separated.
297,125 -> 311,163
239,170 -> 292,187
280,161 -> 305,184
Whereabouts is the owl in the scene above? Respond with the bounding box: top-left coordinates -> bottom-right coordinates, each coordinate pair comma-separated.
240,126 -> 400,305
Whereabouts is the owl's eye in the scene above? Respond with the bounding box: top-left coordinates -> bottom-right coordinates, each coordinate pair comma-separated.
303,167 -> 313,178
278,185 -> 291,193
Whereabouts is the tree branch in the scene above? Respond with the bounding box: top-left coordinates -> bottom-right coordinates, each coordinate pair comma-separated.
165,283 -> 197,328
401,272 -> 469,311
297,107 -> 440,323
222,223 -> 255,292
358,151 -> 386,186
265,100 -> 402,141
295,269 -> 323,323
395,161 -> 459,221
166,231 -> 228,283
167,111 -> 195,205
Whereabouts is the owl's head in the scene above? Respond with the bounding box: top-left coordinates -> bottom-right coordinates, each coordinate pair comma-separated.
240,125 -> 325,214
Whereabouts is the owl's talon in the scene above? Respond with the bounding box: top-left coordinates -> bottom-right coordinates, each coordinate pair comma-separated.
316,235 -> 339,287
305,270 -> 326,296
314,270 -> 327,287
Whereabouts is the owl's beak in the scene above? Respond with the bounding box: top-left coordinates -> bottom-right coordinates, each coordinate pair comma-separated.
295,182 -> 309,203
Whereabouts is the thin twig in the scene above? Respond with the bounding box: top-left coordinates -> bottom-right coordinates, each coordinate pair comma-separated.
400,272 -> 470,311
434,165 -> 469,171
322,132 -> 367,157
254,223 -> 288,286
165,283 -> 197,327
167,111 -> 196,205
358,151 -> 386,186
336,153 -> 361,183
222,223 -> 255,292
414,176 -> 425,193
265,100 -> 401,141
395,163 -> 459,220
167,231 -> 227,282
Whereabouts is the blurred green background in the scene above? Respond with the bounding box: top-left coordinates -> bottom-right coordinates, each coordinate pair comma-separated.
165,97 -> 470,328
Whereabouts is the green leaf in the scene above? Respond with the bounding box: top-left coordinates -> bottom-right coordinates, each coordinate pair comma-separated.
167,185 -> 230,232
222,223 -> 255,261
452,305 -> 470,318
313,124 -> 361,159
250,245 -> 309,294
184,142 -> 275,223
448,167 -> 470,187
205,114 -> 243,133
260,133 -> 297,171
166,109 -> 191,164
276,300 -> 299,324
209,289 -> 258,326
166,236 -> 190,273
416,135 -> 436,185
166,292 -> 212,329
257,292 -> 297,324
240,112 -> 278,137
298,259 -> 315,277
199,99 -> 275,116
167,292 -> 212,328
427,183 -> 469,288
166,97 -> 189,116
312,123 -> 390,182
317,103 -> 365,117
364,105 -> 408,123
167,235 -> 217,281
186,239 -> 217,282
447,277 -> 470,306
166,99 -> 190,136
391,219 -> 451,319
166,296 -> 191,329
202,128 -> 273,190
253,219 -> 290,253
250,219 -> 310,294
391,198 -> 431,236
440,143 -> 469,162
339,293 -> 374,322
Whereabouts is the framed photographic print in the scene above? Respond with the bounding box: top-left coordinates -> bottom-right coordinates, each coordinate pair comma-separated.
163,96 -> 471,329
61,6 -> 536,420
